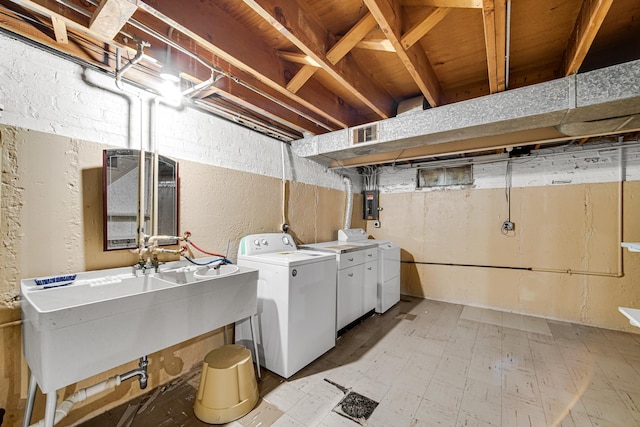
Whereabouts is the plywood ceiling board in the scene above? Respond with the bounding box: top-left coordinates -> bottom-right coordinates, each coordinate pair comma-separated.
213,0 -> 295,51
346,25 -> 418,97
579,0 -> 640,72
307,0 -> 367,36
509,0 -> 582,79
420,8 -> 487,91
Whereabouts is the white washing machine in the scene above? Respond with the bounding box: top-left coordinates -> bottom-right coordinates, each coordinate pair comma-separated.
234,233 -> 337,378
338,228 -> 401,313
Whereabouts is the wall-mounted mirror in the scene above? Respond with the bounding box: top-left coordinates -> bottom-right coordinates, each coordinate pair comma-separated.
103,149 -> 179,251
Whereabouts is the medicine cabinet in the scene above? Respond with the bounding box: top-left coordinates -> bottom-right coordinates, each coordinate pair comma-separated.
103,149 -> 179,251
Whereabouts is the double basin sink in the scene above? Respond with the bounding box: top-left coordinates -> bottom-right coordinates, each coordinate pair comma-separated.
21,259 -> 257,394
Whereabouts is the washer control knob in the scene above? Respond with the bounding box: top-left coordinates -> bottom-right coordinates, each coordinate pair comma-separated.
253,239 -> 260,246
282,235 -> 290,245
261,239 -> 268,246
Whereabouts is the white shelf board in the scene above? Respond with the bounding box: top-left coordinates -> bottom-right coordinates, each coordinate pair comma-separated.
621,242 -> 640,252
619,306 -> 640,328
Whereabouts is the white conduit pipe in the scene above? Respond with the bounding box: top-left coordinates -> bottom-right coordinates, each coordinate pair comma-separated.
29,378 -> 122,427
343,176 -> 353,230
281,142 -> 289,232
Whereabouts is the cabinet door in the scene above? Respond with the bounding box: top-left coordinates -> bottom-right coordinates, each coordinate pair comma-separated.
337,266 -> 363,330
363,260 -> 378,313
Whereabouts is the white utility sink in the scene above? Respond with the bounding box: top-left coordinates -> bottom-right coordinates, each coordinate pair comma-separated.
194,264 -> 240,279
21,259 -> 258,395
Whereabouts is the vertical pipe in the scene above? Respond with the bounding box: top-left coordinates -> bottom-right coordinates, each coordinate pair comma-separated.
152,98 -> 160,236
618,147 -> 624,276
137,95 -> 146,252
505,0 -> 512,90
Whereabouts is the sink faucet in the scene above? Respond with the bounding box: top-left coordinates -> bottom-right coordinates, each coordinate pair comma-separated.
134,233 -> 190,274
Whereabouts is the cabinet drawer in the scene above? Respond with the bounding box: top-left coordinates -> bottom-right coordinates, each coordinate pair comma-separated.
364,248 -> 378,262
338,250 -> 365,269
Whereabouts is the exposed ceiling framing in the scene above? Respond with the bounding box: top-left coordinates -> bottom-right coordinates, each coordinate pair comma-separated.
0,0 -> 638,165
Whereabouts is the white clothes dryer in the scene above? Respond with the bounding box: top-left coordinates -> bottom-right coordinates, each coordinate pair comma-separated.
235,233 -> 337,378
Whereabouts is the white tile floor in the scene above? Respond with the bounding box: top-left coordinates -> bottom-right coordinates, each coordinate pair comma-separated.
227,296 -> 640,427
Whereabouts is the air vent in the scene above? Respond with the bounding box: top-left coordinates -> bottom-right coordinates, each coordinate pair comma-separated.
351,123 -> 379,145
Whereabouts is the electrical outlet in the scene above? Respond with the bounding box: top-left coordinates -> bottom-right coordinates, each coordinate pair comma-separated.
502,221 -> 515,232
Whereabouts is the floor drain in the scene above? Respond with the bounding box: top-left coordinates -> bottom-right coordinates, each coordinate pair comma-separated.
333,391 -> 378,425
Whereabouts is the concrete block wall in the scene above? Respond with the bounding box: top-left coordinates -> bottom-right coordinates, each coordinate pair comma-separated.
377,142 -> 640,193
0,32 -> 355,192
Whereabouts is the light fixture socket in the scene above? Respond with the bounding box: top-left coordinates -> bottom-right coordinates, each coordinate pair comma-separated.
160,64 -> 180,83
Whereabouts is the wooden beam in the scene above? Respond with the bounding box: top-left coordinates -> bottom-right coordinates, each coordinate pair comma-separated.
364,0 -> 445,107
277,51 -> 319,66
284,13 -> 377,96
89,0 -> 137,40
286,65 -> 318,93
139,0 -> 355,128
193,76 -> 325,135
482,0 -> 506,93
51,15 -> 68,44
242,0 -> 395,119
355,38 -> 396,52
401,0 -> 482,8
401,8 -> 450,50
562,0 -> 614,76
326,13 -> 378,64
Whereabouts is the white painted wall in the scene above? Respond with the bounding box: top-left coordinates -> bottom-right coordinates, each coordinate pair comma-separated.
0,32 -> 355,192
378,142 -> 640,193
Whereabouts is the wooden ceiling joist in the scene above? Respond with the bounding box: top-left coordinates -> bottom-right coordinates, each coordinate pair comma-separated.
277,51 -> 320,67
401,0 -> 482,7
139,0 -> 355,129
401,7 -> 451,50
355,38 -> 396,52
326,13 -> 378,64
482,0 -> 506,93
243,0 -> 395,119
562,0 -> 614,76
364,0 -> 445,107
89,0 -> 137,40
284,13 -> 377,95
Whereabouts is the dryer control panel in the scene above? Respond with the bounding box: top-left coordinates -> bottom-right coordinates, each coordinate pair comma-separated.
239,233 -> 297,255
338,228 -> 368,242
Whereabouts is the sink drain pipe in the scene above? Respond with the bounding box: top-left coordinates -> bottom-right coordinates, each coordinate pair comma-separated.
29,357 -> 149,427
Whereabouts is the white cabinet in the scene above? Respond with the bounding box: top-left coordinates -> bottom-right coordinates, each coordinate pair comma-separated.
363,260 -> 377,313
337,266 -> 364,330
335,248 -> 378,332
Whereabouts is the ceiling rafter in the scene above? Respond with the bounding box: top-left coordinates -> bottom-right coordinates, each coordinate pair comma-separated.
242,0 -> 395,119
277,51 -> 320,67
184,75 -> 308,135
482,0 -> 506,93
401,0 -> 482,8
562,0 -> 614,76
364,0 -> 445,107
138,0 -> 355,129
283,13 -> 378,95
401,7 -> 450,50
355,37 -> 396,52
10,0 -> 341,135
89,0 -> 137,40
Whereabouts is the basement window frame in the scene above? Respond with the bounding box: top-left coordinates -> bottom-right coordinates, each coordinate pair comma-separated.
416,164 -> 474,189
